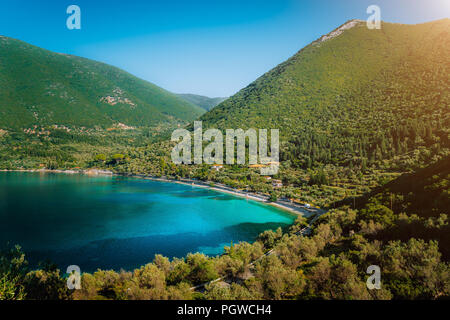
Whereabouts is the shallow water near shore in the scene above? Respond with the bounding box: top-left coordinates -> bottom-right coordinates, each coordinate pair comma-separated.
0,172 -> 295,272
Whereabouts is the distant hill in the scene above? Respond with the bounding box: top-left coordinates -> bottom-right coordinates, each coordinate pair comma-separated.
0,36 -> 204,130
200,19 -> 450,169
176,93 -> 227,111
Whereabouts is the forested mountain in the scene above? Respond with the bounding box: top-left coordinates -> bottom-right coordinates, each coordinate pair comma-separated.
201,19 -> 450,170
0,36 -> 204,130
176,93 -> 227,111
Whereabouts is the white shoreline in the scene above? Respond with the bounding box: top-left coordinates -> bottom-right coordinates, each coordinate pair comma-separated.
0,169 -> 324,218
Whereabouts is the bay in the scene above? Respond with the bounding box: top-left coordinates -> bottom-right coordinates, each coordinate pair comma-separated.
0,172 -> 296,272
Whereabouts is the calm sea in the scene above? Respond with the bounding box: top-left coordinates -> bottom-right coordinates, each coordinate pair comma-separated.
0,172 -> 295,272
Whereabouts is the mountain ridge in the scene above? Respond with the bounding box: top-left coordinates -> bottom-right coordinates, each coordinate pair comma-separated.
0,35 -> 204,130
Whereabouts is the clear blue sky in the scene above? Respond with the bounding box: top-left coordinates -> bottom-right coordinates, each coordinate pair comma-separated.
0,0 -> 448,97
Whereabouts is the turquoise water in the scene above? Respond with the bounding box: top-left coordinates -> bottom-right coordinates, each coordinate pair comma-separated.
0,172 -> 295,272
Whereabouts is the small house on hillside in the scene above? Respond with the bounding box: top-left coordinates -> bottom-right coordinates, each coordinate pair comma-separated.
272,179 -> 283,188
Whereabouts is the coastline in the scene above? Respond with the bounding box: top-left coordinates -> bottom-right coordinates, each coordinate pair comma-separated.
135,176 -> 322,218
0,168 -> 325,218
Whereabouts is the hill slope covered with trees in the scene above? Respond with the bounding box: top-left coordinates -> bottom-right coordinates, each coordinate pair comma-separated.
201,19 -> 449,171
0,35 -> 204,130
113,19 -> 449,209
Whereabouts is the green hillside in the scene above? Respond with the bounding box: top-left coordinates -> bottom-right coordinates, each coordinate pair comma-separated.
176,93 -> 227,111
336,156 -> 450,218
200,19 -> 450,170
0,36 -> 204,130
111,19 -> 449,209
